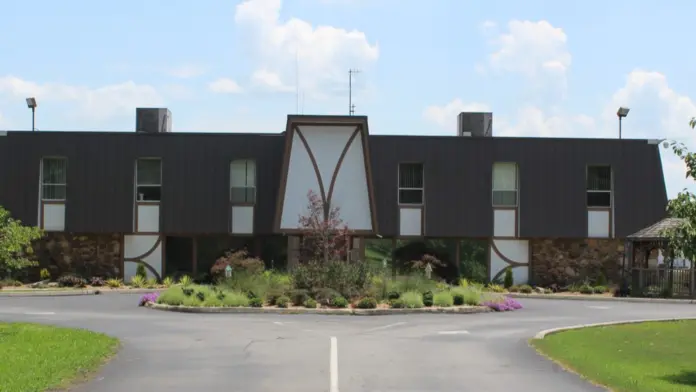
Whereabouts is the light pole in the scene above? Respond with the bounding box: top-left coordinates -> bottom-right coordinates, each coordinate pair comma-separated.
26,97 -> 37,132
617,107 -> 630,139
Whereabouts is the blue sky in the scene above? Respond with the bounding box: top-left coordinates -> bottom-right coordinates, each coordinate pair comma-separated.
1,0 -> 695,197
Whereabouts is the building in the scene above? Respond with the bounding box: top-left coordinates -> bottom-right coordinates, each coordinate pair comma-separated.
0,109 -> 668,284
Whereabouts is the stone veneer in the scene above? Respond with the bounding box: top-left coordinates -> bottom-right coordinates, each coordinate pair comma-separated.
530,238 -> 624,286
34,233 -> 122,279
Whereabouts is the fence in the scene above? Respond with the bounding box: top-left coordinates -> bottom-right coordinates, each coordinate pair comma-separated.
632,268 -> 695,298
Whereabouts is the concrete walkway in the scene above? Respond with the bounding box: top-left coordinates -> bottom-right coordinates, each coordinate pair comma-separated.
2,295 -> 696,392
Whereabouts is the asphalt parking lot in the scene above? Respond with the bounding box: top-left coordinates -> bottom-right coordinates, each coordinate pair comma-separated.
3,294 -> 696,392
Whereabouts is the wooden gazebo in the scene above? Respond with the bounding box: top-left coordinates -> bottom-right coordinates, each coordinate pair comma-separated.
625,217 -> 692,297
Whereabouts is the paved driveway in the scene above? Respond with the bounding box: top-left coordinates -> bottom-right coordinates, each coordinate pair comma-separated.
2,295 -> 696,392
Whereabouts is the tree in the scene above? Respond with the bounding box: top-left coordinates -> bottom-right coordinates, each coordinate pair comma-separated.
298,190 -> 350,263
662,117 -> 696,260
0,206 -> 44,277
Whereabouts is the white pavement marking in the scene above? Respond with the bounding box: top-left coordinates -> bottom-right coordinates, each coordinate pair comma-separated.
330,336 -> 339,392
437,330 -> 470,335
586,306 -> 611,310
363,321 -> 407,333
273,321 -> 284,325
23,311 -> 55,315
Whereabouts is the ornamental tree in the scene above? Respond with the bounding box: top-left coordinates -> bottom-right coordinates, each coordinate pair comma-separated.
662,117 -> 696,260
298,190 -> 350,264
0,206 -> 44,278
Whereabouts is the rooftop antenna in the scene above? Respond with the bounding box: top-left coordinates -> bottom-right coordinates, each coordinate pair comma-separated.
295,49 -> 300,114
349,69 -> 361,115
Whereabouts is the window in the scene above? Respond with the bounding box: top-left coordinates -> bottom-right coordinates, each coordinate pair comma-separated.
587,165 -> 611,207
41,157 -> 67,201
492,162 -> 518,207
136,158 -> 162,201
230,160 -> 256,204
398,163 -> 423,205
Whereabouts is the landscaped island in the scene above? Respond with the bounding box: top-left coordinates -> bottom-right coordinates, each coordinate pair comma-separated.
0,323 -> 119,392
532,320 -> 696,392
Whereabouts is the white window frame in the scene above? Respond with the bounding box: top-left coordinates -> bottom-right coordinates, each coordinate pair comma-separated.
41,157 -> 67,201
135,158 -> 162,202
492,162 -> 518,207
398,162 -> 424,205
230,159 -> 256,204
586,165 -> 612,208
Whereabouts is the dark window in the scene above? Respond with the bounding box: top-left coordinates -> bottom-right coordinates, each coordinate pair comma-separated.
587,165 -> 611,207
136,158 -> 162,202
230,160 -> 256,204
398,163 -> 423,205
41,157 -> 67,200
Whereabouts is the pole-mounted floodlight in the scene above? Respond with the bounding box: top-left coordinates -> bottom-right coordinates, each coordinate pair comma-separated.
26,97 -> 37,132
617,107 -> 629,139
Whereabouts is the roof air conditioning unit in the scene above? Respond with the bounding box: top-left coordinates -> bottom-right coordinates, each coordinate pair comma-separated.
136,108 -> 172,133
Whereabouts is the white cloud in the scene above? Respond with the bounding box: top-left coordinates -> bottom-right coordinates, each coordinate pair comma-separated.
208,78 -> 244,94
486,20 -> 571,88
234,0 -> 379,97
250,69 -> 294,92
167,64 -> 207,79
0,75 -> 163,123
423,70 -> 696,197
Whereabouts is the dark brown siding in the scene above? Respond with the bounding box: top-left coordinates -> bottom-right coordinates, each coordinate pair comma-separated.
369,136 -> 494,238
369,136 -> 668,239
159,134 -> 284,234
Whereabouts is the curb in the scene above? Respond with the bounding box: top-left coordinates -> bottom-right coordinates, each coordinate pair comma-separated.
145,302 -> 493,316
532,316 -> 696,340
508,293 -> 696,305
0,288 -> 167,297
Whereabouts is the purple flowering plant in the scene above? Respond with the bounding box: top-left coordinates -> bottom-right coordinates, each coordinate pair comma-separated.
139,292 -> 160,306
483,296 -> 522,312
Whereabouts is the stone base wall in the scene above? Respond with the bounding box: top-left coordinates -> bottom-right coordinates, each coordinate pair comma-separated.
32,233 -> 122,280
531,238 -> 624,287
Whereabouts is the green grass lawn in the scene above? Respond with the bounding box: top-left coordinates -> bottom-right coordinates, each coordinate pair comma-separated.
0,322 -> 119,392
532,320 -> 696,392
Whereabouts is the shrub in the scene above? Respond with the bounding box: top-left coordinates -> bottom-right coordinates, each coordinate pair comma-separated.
106,278 -> 123,288
331,296 -> 349,308
313,288 -> 342,306
138,292 -> 159,306
304,298 -> 318,308
292,260 -> 372,299
130,275 -> 146,288
0,279 -> 22,287
386,291 -> 400,300
157,287 -> 186,305
287,289 -> 310,306
178,275 -> 193,286
265,288 -> 286,306
39,268 -> 51,281
503,267 -> 513,289
203,295 -> 224,307
276,295 -> 291,308
218,271 -> 290,301
57,274 -> 87,288
136,263 -> 147,280
451,286 -> 482,306
162,276 -> 174,287
146,277 -> 158,288
222,291 -> 250,307
210,249 -> 265,281
433,291 -> 454,307
392,274 -> 436,296
593,285 -> 607,294
181,286 -> 194,297
249,297 -> 264,307
486,284 -> 506,293
595,273 -> 607,286
400,291 -> 424,308
390,298 -> 405,308
182,295 -> 201,306
579,284 -> 594,294
508,285 -> 520,293
422,291 -> 434,307
518,284 -> 533,294
356,297 -> 377,309
452,291 -> 465,306
90,277 -> 105,287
